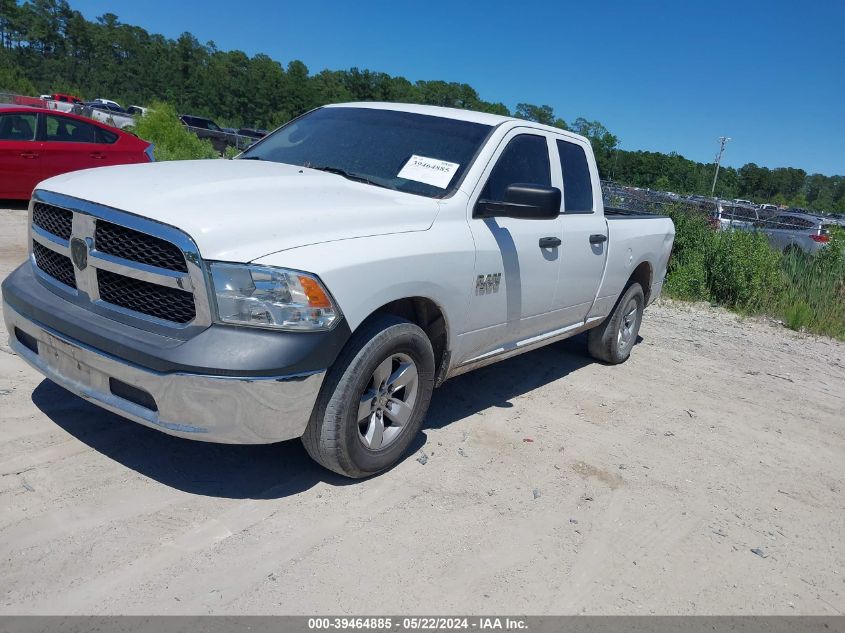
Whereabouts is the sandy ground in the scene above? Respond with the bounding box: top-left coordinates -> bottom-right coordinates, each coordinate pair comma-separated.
0,203 -> 843,615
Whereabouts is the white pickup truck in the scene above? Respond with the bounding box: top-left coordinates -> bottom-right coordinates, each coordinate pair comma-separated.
2,102 -> 675,478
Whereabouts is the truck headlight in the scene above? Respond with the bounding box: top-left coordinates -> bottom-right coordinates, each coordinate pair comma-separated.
209,262 -> 340,331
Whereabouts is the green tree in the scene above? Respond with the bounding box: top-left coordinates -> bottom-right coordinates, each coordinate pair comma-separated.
515,103 -> 556,126
570,118 -> 619,178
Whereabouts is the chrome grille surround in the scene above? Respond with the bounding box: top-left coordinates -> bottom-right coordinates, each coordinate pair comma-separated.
28,190 -> 212,339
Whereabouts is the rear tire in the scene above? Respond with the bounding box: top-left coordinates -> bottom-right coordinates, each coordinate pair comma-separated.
302,314 -> 435,478
587,282 -> 645,364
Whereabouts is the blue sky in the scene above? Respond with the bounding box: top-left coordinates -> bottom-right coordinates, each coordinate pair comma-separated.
69,0 -> 844,176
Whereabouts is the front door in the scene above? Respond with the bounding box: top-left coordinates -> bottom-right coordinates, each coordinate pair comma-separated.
459,130 -> 563,362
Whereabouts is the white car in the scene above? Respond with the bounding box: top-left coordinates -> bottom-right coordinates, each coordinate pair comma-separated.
710,201 -> 759,231
83,102 -> 135,130
2,102 -> 675,478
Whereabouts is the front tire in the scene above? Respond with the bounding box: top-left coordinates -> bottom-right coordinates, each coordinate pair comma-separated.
587,282 -> 645,364
302,314 -> 435,478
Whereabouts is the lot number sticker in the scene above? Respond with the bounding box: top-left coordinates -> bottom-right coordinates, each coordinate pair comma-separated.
398,155 -> 460,189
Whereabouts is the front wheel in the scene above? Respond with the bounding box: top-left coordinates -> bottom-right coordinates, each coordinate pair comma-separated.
587,282 -> 645,364
302,314 -> 435,478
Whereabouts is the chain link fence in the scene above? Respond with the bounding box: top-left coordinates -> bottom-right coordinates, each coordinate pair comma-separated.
601,180 -> 845,243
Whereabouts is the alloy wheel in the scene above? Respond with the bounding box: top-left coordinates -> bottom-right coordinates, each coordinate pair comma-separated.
357,353 -> 419,451
617,298 -> 639,352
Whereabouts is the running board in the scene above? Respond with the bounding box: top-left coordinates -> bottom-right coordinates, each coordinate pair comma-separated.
447,316 -> 605,380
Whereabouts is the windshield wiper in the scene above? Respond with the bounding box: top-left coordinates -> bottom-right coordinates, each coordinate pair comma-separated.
239,155 -> 263,160
307,165 -> 387,189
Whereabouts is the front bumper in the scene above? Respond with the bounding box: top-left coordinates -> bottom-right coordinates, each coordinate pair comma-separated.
2,259 -> 352,443
4,300 -> 325,443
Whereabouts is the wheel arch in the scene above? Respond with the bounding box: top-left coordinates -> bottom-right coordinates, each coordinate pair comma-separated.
354,296 -> 451,386
628,260 -> 653,304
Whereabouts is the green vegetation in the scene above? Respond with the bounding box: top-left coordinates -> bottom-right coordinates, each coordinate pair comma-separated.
1,0 -> 843,210
129,102 -> 217,161
774,228 -> 845,336
664,206 -> 845,339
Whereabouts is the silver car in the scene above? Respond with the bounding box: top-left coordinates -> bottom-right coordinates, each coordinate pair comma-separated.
753,212 -> 840,254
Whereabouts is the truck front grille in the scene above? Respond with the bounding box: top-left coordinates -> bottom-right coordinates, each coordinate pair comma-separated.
32,203 -> 73,240
95,220 -> 189,272
29,194 -> 210,333
97,270 -> 196,323
32,241 -> 76,288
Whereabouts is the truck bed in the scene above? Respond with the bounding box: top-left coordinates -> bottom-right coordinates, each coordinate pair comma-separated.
584,209 -> 675,321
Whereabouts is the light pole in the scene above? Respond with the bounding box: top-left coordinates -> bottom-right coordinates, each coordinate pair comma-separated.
710,136 -> 731,197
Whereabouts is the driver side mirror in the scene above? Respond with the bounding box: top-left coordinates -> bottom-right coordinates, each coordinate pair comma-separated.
475,183 -> 561,220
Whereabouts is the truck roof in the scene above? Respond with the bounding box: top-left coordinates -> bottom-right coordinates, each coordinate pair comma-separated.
326,101 -> 515,126
325,102 -> 592,145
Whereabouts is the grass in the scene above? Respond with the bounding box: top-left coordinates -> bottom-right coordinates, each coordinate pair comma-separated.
663,206 -> 845,339
772,231 -> 845,336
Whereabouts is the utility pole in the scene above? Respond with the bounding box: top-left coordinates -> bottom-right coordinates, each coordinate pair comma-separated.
710,136 -> 731,197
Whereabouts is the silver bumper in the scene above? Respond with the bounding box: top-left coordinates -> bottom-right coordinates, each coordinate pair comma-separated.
4,301 -> 325,444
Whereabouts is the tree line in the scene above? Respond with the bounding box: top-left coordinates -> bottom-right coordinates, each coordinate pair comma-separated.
1,0 -> 843,211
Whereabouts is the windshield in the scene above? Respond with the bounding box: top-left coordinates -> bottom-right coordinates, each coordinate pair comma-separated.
239,107 -> 493,198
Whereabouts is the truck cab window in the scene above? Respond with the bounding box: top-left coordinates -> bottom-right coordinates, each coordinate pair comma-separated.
556,139 -> 593,213
481,134 -> 551,202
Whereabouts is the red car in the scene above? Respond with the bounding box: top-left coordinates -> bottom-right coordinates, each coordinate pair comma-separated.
0,105 -> 153,200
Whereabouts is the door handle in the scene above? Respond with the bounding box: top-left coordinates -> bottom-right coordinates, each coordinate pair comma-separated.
20,152 -> 38,159
539,237 -> 561,248
589,234 -> 608,244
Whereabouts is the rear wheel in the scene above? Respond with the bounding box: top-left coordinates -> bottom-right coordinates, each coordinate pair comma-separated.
587,282 -> 644,364
302,314 -> 435,478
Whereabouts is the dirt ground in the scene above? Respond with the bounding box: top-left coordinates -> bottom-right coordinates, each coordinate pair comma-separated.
1,203 -> 843,615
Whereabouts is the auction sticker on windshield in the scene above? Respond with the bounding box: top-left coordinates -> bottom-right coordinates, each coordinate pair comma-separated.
397,155 -> 460,189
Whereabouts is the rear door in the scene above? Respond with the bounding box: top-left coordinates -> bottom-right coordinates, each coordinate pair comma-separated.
84,125 -> 135,167
551,137 -> 609,326
777,216 -> 816,252
40,114 -> 112,179
461,129 -> 563,360
0,111 -> 43,199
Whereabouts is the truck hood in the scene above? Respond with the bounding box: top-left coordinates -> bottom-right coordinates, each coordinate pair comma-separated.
37,160 -> 440,262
